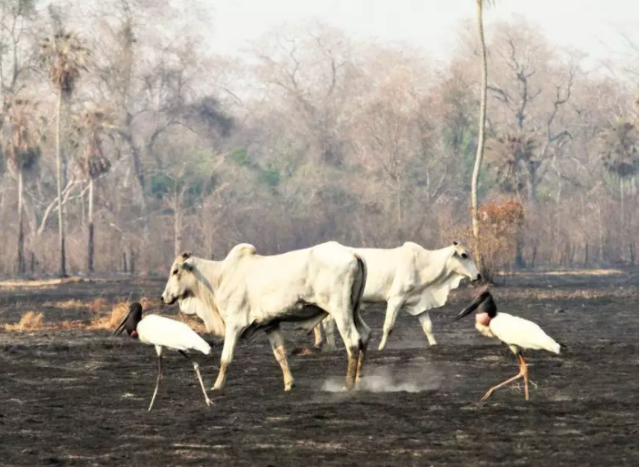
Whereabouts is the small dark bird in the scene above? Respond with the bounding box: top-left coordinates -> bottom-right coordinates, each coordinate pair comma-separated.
114,302 -> 213,410
454,291 -> 561,401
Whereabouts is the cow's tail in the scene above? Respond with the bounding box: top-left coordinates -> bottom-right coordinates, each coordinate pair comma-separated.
351,253 -> 367,314
351,253 -> 370,349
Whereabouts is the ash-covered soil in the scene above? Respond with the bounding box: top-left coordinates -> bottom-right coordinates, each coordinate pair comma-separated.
0,270 -> 637,466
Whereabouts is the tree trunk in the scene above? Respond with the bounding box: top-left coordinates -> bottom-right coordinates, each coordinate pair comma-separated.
527,166 -> 537,203
584,242 -> 589,268
130,250 -> 136,275
530,245 -> 537,270
17,169 -> 25,275
514,238 -> 526,269
396,174 -> 402,242
55,89 -> 67,277
87,178 -> 94,274
471,0 -> 488,266
174,201 -> 183,256
619,177 -> 624,220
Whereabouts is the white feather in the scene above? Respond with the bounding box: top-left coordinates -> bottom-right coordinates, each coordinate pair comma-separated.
137,315 -> 211,355
489,313 -> 561,354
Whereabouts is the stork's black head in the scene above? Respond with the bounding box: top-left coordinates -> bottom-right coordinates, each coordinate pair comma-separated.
454,290 -> 498,321
113,302 -> 143,338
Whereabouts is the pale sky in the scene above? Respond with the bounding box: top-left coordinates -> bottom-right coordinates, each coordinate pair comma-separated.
208,0 -> 639,70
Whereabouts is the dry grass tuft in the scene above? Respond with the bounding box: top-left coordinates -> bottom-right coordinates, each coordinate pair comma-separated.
88,301 -> 130,331
43,299 -> 85,309
86,298 -> 108,314
3,298 -> 211,335
174,313 -> 208,334
0,277 -> 84,288
501,269 -> 626,277
4,311 -> 45,331
504,287 -> 637,301
57,320 -> 86,330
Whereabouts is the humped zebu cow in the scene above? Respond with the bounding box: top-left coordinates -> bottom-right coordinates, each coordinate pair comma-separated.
313,241 -> 481,351
160,242 -> 371,392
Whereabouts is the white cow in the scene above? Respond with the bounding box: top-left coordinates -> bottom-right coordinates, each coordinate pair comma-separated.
314,241 -> 480,351
160,242 -> 371,392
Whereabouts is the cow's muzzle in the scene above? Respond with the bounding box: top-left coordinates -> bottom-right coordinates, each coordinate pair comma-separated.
161,294 -> 177,305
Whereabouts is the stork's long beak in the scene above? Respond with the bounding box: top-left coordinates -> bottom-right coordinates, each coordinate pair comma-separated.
453,292 -> 487,321
113,311 -> 131,336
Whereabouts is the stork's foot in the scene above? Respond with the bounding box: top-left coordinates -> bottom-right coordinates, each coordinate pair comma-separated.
204,396 -> 214,407
481,389 -> 495,402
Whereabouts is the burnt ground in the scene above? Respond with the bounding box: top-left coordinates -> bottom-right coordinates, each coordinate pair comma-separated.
0,270 -> 637,466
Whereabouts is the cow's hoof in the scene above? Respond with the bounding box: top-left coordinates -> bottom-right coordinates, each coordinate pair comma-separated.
284,382 -> 295,391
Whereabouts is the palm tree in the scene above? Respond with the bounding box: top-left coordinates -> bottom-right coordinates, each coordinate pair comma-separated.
73,105 -> 113,273
470,0 -> 492,269
6,98 -> 41,275
598,119 -> 639,233
39,27 -> 89,277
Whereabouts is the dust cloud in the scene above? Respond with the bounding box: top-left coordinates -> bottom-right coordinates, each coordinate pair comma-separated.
321,363 -> 442,393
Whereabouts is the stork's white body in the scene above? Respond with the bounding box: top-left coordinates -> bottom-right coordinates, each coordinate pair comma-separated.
475,313 -> 561,355
138,315 -> 211,356
115,310 -> 214,411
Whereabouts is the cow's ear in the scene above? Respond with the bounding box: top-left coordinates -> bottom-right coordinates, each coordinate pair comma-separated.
452,241 -> 459,246
181,251 -> 192,260
181,257 -> 195,271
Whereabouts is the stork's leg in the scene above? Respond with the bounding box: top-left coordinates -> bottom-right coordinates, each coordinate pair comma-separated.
378,297 -> 404,351
266,326 -> 295,391
519,355 -> 529,401
179,351 -> 213,407
212,325 -> 240,390
417,311 -> 437,346
148,347 -> 164,411
481,356 -> 526,402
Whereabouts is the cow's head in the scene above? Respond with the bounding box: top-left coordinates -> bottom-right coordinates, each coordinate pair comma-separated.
449,241 -> 481,282
161,251 -> 197,305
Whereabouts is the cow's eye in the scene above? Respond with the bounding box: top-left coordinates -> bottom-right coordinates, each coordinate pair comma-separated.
461,253 -> 468,259
172,270 -> 178,276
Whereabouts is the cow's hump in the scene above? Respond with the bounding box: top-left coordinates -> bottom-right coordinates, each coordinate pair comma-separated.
227,243 -> 257,260
401,241 -> 423,252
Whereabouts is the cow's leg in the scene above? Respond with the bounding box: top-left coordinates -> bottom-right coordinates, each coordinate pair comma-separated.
378,297 -> 404,351
332,315 -> 361,391
417,311 -> 437,346
212,325 -> 240,391
266,326 -> 295,391
354,313 -> 371,389
324,316 -> 337,350
313,322 -> 325,350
